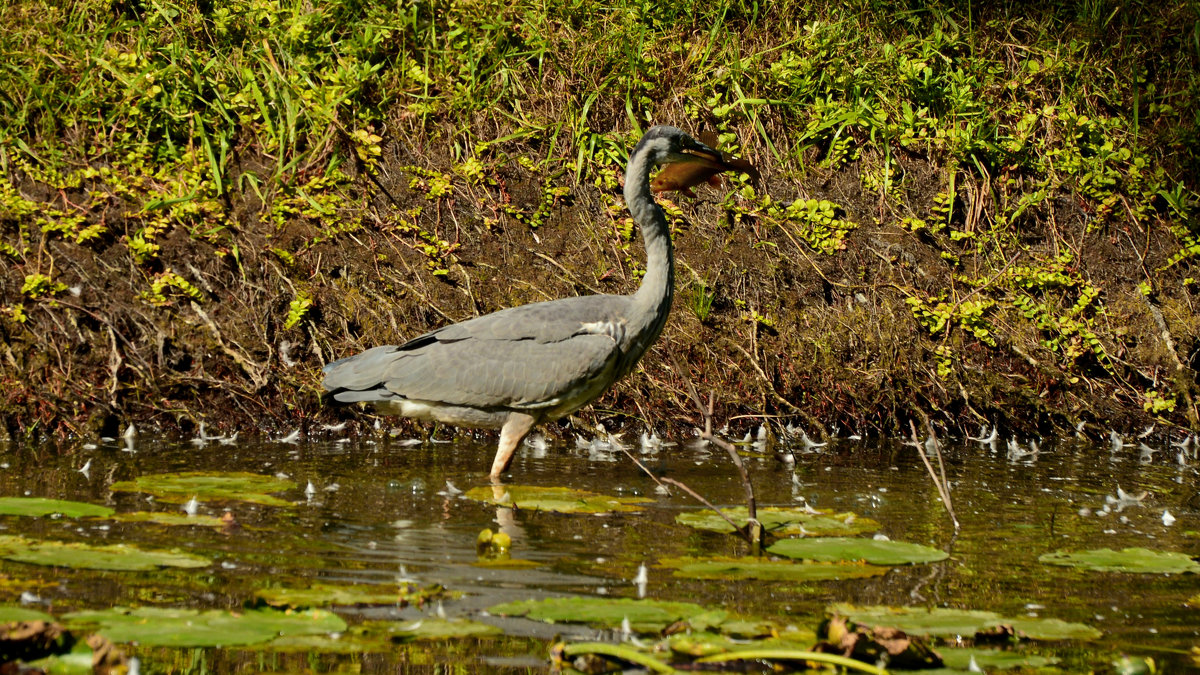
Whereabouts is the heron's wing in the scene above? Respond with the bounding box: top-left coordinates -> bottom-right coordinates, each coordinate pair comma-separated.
323,295 -> 631,410
426,294 -> 629,344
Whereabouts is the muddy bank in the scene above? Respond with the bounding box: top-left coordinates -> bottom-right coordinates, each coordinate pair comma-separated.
1,123 -> 1196,446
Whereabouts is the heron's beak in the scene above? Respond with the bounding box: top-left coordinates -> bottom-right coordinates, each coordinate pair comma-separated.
679,143 -> 725,167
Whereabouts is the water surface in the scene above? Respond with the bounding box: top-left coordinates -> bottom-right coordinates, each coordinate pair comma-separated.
0,429 -> 1196,672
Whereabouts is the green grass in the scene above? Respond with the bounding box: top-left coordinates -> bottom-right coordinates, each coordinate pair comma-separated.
1,0 -> 1198,433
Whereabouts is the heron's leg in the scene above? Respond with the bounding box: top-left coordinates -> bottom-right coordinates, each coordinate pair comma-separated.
490,412 -> 536,479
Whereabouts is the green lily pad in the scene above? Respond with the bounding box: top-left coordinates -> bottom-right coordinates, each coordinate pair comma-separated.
64,606 -> 345,647
657,556 -> 888,581
668,632 -> 817,658
111,511 -> 229,527
1038,547 -> 1200,574
255,583 -> 444,608
489,597 -> 709,633
261,618 -> 501,652
371,618 -> 503,641
0,535 -> 209,571
667,631 -> 741,658
109,472 -> 295,506
829,604 -> 1101,641
0,497 -> 114,519
940,647 -> 1058,670
491,598 -> 776,639
830,604 -> 1000,637
768,537 -> 949,565
1006,617 -> 1103,640
262,630 -> 390,653
0,605 -> 55,623
676,506 -> 881,536
463,485 -> 652,514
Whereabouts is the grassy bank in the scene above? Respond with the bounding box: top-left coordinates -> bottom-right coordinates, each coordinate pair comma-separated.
1,0 -> 1198,442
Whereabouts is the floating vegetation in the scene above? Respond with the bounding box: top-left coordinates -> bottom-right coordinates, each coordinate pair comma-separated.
553,640 -> 888,675
939,647 -> 1059,670
261,618 -> 503,654
255,583 -> 447,609
64,607 -> 345,647
767,537 -> 949,565
0,497 -> 114,518
489,597 -> 713,634
109,472 -> 295,506
1039,547 -> 1200,574
463,485 -> 651,514
675,506 -> 880,537
0,535 -> 209,571
828,604 -> 1102,641
0,605 -> 54,622
110,511 -> 229,528
656,555 -> 887,581
367,618 -> 503,642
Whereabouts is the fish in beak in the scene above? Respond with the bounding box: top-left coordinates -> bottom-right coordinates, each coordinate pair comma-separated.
652,131 -> 761,197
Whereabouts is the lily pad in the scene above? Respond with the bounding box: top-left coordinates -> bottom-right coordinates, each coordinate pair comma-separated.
940,647 -> 1059,670
371,618 -> 503,641
0,497 -> 114,519
668,631 -> 817,658
0,605 -> 55,623
829,604 -> 998,637
0,535 -> 209,571
111,511 -> 229,528
829,605 -> 1100,641
255,583 -> 445,608
64,606 -> 345,647
463,485 -> 651,514
489,597 -> 709,633
262,618 -> 500,652
1038,547 -> 1200,574
109,472 -> 295,506
676,506 -> 880,536
1006,617 -> 1104,641
768,537 -> 949,565
657,556 -> 888,581
263,631 -> 390,653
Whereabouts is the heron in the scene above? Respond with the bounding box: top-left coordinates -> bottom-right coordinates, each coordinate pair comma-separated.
322,126 -> 745,478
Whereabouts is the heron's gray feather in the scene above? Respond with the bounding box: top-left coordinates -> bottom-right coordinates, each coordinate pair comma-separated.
323,294 -> 633,410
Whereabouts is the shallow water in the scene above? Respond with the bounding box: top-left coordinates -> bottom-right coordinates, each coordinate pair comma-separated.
0,429 -> 1197,673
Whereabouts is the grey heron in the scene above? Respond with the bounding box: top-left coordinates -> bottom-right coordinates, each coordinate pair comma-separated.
322,126 -> 744,478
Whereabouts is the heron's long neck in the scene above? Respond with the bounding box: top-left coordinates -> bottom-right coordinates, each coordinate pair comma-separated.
623,146 -> 674,349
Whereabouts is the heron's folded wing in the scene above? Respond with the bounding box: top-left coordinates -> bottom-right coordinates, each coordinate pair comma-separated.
366,332 -> 619,410
323,295 -> 631,408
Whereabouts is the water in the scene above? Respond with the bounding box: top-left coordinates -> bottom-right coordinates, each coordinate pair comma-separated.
0,430 -> 1196,672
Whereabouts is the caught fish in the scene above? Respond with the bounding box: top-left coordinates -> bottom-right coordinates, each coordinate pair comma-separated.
651,131 -> 760,196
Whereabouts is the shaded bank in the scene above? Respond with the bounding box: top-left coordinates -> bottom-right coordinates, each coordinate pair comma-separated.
1,0 -> 1197,444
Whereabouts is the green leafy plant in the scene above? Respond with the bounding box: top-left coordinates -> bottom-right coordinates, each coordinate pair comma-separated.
284,290 -> 313,329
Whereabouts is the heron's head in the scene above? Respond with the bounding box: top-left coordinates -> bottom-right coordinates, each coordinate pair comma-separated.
634,126 -> 724,168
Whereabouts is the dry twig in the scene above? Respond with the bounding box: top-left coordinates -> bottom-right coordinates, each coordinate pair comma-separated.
906,419 -> 960,533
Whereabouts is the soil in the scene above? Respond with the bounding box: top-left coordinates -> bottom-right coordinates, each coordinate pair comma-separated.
1,122 -> 1197,446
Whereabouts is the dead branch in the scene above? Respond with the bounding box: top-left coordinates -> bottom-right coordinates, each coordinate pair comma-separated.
906,418 -> 960,533
675,358 -> 762,552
